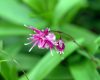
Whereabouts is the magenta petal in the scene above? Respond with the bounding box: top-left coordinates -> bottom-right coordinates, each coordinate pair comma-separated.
46,33 -> 56,41
43,39 -> 54,49
38,39 -> 45,48
29,41 -> 38,52
43,28 -> 49,35
25,26 -> 57,54
28,26 -> 42,34
56,39 -> 65,53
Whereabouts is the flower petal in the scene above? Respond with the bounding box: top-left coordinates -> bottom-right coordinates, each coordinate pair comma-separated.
43,28 -> 49,35
46,33 -> 56,41
29,41 -> 38,52
38,39 -> 45,48
56,39 -> 65,53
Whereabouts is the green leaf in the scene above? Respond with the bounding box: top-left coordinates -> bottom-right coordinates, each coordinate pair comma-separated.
60,24 -> 97,45
69,60 -> 100,80
4,42 -> 23,57
45,65 -> 73,80
0,60 -> 18,80
0,21 -> 47,36
23,0 -> 57,13
23,0 -> 58,22
53,0 -> 86,24
95,37 -> 100,45
0,49 -> 18,80
63,2 -> 87,22
0,0 -> 47,26
86,37 -> 100,55
19,38 -> 84,80
15,54 -> 40,70
46,0 -> 58,12
87,42 -> 99,54
0,40 -> 3,49
23,0 -> 44,13
0,21 -> 30,36
0,45 -> 27,80
77,50 -> 91,59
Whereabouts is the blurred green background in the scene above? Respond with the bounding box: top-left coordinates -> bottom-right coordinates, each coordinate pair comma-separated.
0,0 -> 100,80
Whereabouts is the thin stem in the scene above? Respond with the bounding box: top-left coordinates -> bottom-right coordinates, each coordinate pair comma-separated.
13,59 -> 29,80
0,49 -> 29,80
51,30 -> 98,63
51,30 -> 82,47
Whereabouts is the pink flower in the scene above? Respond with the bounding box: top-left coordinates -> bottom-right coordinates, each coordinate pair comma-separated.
24,25 -> 56,56
56,39 -> 65,54
24,25 -> 65,56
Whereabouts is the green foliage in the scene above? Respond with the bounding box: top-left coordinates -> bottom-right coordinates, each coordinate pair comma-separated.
0,0 -> 100,80
69,60 -> 100,80
19,39 -> 84,80
53,0 -> 86,24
